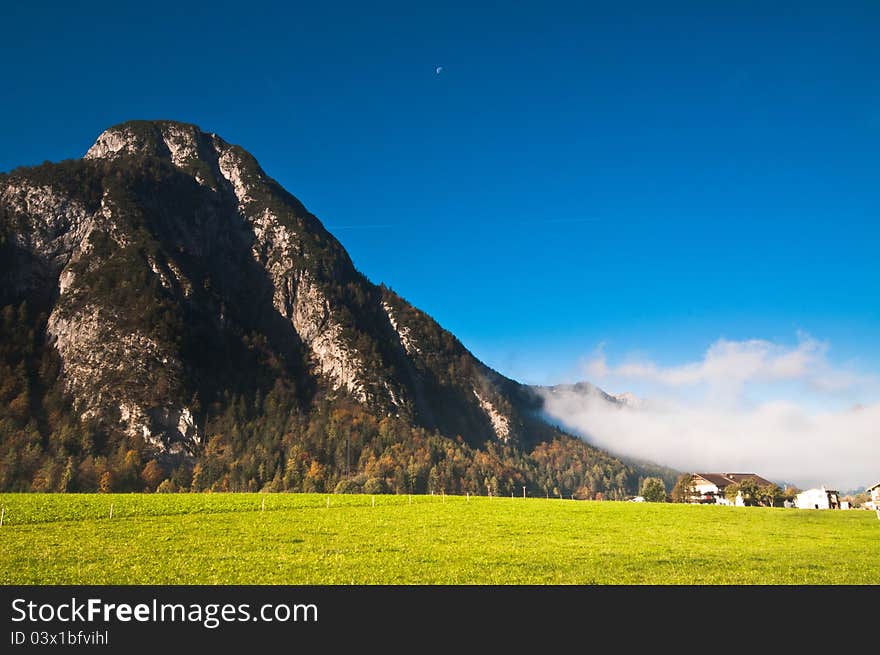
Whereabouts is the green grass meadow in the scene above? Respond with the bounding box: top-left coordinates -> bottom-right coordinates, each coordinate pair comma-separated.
1,493 -> 878,584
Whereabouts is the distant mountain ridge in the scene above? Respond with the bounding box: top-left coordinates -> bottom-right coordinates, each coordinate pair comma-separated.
0,120 -> 657,496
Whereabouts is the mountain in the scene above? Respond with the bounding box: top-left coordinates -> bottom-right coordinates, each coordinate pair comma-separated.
536,381 -> 621,404
0,120 -> 646,496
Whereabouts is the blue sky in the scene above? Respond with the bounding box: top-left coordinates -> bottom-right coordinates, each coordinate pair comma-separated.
2,0 -> 878,387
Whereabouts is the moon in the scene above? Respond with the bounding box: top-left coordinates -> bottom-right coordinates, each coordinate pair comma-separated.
435,66 -> 444,74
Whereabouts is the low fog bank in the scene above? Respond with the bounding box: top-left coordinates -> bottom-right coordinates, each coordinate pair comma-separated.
538,336 -> 880,491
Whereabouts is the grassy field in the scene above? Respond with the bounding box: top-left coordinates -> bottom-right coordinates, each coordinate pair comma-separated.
1,493 -> 878,584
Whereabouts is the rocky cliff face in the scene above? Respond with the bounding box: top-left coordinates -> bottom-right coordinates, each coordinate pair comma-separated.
0,120 -> 545,455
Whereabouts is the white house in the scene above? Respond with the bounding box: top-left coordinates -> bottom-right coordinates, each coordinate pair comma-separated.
795,486 -> 841,510
689,473 -> 775,506
866,482 -> 880,515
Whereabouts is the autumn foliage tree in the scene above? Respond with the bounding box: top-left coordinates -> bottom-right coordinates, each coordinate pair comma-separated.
671,473 -> 696,503
99,471 -> 114,493
141,460 -> 164,491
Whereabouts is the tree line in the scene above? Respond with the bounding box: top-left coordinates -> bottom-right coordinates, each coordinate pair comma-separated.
0,300 -> 641,498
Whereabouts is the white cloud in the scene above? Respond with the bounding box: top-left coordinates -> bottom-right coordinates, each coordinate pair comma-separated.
587,334 -> 843,393
540,335 -> 880,490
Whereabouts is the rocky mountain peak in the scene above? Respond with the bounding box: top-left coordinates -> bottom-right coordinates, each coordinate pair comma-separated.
84,120 -> 265,196
86,120 -> 218,163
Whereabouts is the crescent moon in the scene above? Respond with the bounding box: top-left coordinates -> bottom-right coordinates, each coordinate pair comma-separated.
435,66 -> 444,74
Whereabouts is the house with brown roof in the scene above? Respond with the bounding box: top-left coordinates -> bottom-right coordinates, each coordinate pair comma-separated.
689,473 -> 775,506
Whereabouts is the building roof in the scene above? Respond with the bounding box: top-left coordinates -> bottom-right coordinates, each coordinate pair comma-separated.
725,473 -> 775,487
867,481 -> 880,492
692,473 -> 775,489
693,473 -> 736,488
